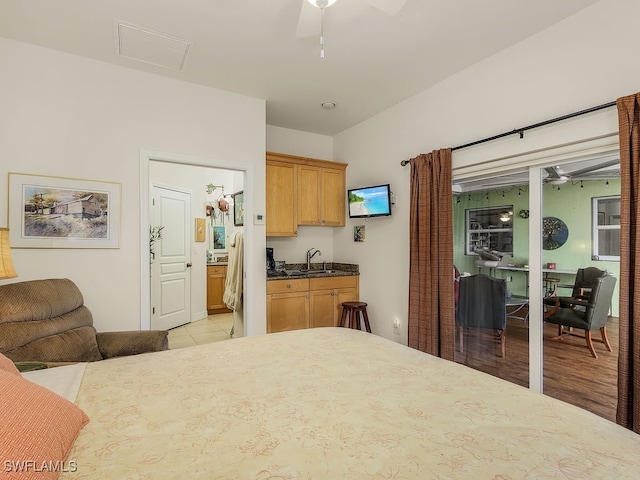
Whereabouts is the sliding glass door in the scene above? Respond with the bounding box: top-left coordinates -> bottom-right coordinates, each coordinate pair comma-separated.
453,154 -> 620,421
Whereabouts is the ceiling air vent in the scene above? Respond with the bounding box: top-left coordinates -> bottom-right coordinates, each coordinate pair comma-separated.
113,19 -> 193,71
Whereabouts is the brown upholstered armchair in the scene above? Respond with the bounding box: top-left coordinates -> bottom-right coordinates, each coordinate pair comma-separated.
0,278 -> 168,364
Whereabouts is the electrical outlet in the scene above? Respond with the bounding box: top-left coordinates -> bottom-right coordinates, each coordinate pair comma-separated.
393,318 -> 400,334
506,275 -> 512,282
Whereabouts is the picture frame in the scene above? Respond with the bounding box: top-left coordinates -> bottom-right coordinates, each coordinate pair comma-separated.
8,173 -> 121,249
212,225 -> 227,253
195,218 -> 206,242
232,190 -> 244,227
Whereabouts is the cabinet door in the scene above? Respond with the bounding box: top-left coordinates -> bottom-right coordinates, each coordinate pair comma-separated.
267,292 -> 309,333
297,165 -> 321,225
334,287 -> 358,326
207,266 -> 227,311
309,289 -> 335,328
266,161 -> 298,236
321,167 -> 346,226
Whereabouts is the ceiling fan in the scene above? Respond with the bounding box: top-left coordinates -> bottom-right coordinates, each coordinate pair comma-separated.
297,0 -> 409,57
543,158 -> 620,185
453,157 -> 620,193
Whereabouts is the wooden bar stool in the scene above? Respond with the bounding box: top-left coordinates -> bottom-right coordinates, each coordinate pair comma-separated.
339,302 -> 371,333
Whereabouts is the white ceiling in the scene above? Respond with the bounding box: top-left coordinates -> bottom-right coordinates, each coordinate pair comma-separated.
0,0 -> 601,136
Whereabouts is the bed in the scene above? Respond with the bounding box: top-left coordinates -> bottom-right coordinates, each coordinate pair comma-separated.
5,327 -> 640,479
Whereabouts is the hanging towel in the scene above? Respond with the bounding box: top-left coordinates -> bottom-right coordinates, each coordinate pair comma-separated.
223,232 -> 243,311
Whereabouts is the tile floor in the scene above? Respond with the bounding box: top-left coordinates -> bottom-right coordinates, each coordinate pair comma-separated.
167,313 -> 234,349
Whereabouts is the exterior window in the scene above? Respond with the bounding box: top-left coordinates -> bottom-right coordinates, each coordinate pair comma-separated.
592,196 -> 620,261
465,206 -> 513,255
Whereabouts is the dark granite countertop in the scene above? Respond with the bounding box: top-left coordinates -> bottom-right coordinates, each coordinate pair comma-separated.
267,262 -> 359,280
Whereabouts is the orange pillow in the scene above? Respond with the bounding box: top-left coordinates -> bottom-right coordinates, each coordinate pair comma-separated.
0,370 -> 89,480
0,352 -> 20,376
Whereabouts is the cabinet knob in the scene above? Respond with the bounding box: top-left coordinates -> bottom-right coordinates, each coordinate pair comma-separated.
287,284 -> 291,289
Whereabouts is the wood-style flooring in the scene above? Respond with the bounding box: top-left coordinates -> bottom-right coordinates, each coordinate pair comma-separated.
454,308 -> 619,422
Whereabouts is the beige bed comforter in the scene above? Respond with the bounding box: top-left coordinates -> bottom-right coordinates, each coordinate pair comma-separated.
63,327 -> 640,479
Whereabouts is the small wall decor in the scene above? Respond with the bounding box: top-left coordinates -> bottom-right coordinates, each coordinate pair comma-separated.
542,216 -> 569,250
232,190 -> 244,226
195,218 -> 206,242
212,225 -> 227,252
8,173 -> 121,248
354,225 -> 366,242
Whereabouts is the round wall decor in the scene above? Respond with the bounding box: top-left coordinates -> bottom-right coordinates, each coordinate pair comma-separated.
542,216 -> 569,250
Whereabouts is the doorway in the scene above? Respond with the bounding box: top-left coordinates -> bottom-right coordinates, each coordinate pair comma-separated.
139,151 -> 251,334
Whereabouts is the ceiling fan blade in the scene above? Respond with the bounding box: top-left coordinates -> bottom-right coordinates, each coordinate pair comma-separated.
361,0 -> 409,15
296,0 -> 321,38
568,159 -> 620,178
544,166 -> 562,179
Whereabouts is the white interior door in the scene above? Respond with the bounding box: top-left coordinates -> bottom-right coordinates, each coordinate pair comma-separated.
151,185 -> 191,330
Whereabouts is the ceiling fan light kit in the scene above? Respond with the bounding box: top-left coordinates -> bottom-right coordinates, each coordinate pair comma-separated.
306,0 -> 338,7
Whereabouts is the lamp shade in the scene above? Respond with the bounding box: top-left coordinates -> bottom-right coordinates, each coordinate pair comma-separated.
0,228 -> 18,280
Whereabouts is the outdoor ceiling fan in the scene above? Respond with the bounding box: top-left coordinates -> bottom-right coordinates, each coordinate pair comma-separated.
297,0 -> 408,57
452,158 -> 620,193
543,159 -> 620,185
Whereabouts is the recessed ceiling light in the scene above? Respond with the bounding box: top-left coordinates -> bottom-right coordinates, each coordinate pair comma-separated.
321,102 -> 337,110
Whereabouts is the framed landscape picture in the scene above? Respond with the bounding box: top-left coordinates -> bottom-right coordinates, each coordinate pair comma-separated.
8,173 -> 121,248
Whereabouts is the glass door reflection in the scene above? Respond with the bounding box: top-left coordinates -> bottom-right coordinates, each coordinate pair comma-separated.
453,172 -> 530,387
540,157 -> 620,422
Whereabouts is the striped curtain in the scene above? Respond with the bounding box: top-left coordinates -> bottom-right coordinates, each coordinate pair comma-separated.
616,92 -> 640,433
407,149 -> 455,360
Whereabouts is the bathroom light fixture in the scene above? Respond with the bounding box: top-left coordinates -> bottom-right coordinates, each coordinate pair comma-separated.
206,183 -> 224,195
321,101 -> 336,110
306,0 -> 339,59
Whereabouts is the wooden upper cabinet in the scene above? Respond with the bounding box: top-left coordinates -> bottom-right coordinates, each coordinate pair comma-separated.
297,165 -> 321,225
320,167 -> 346,226
266,152 -> 346,231
298,165 -> 345,226
266,159 -> 298,237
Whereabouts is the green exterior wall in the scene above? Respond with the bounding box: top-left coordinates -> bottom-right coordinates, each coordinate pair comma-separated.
453,178 -> 620,316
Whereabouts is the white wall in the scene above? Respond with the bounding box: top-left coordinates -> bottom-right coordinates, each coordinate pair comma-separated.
333,0 -> 639,344
0,38 -> 266,334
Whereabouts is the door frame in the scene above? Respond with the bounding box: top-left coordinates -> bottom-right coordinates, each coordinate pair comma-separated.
139,149 -> 261,334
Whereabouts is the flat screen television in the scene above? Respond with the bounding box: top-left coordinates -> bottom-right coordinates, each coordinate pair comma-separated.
347,184 -> 392,218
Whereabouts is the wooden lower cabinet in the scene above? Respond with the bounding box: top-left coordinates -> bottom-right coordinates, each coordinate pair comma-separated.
207,265 -> 231,314
267,276 -> 358,333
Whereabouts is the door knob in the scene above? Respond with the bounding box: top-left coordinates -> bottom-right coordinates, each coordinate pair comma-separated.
186,263 -> 192,268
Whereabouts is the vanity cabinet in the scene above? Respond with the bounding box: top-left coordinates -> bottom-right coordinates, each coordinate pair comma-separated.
267,276 -> 359,332
207,265 -> 231,314
266,152 -> 347,236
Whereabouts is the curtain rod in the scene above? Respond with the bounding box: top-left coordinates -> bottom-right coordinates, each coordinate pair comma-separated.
400,101 -> 617,166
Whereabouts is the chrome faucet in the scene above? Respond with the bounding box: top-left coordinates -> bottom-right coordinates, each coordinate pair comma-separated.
306,248 -> 321,270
